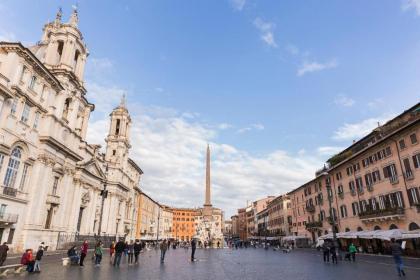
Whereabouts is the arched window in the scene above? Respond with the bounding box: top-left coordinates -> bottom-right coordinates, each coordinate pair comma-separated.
345,228 -> 350,232
409,222 -> 420,231
3,147 -> 22,188
357,226 -> 363,232
374,225 -> 381,230
389,224 -> 398,230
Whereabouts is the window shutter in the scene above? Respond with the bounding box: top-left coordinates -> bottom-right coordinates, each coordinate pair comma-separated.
407,189 -> 414,206
383,166 -> 389,178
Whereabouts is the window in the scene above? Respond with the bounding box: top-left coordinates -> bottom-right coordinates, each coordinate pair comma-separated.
19,163 -> 29,190
349,181 -> 355,194
351,202 -> 360,216
115,119 -> 121,135
372,169 -> 381,182
399,139 -> 406,150
340,205 -> 348,218
112,150 -> 116,156
377,150 -> 384,160
41,85 -> 47,100
383,164 -> 397,178
408,188 -> 420,206
353,162 -> 360,172
10,98 -> 17,115
336,172 -> 342,181
338,185 -> 344,194
52,176 -> 59,195
365,173 -> 373,187
413,153 -> 420,169
19,65 -> 26,82
384,146 -> 392,157
33,112 -> 40,129
29,76 -> 37,90
0,154 -> 4,172
57,41 -> 64,57
410,133 -> 418,144
20,103 -> 30,123
346,166 -> 353,176
355,177 -> 363,193
0,204 -> 6,217
7,228 -> 15,244
3,147 -> 22,188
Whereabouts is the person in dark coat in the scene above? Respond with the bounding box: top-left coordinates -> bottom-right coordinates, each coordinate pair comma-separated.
191,238 -> 197,262
0,242 -> 9,266
134,240 -> 142,264
67,246 -> 79,264
390,238 -> 406,277
114,239 -> 125,266
160,240 -> 168,263
322,241 -> 330,263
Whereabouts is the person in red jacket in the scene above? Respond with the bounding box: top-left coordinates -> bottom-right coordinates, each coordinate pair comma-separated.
21,249 -> 35,272
79,240 -> 88,267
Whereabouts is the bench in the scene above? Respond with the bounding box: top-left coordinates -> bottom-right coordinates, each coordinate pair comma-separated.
0,264 -> 25,277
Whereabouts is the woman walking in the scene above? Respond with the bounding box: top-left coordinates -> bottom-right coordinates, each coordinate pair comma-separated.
94,241 -> 103,266
109,241 -> 116,264
80,240 -> 88,267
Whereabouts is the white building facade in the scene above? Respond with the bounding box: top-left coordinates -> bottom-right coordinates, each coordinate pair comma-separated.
0,9 -> 142,253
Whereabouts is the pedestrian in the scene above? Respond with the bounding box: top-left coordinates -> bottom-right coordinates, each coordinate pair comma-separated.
109,241 -> 116,264
34,245 -> 44,272
21,249 -> 35,272
167,240 -> 171,250
390,238 -> 406,277
322,241 -> 330,263
67,246 -> 79,265
0,242 -> 9,266
80,240 -> 88,267
349,243 -> 357,262
114,239 -> 125,266
191,238 -> 197,262
160,240 -> 168,263
134,240 -> 141,264
124,241 -> 129,256
128,240 -> 134,264
94,241 -> 103,266
330,243 -> 338,264
217,241 -> 220,248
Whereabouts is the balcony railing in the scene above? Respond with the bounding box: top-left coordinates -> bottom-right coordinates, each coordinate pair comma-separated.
350,189 -> 356,196
338,192 -> 344,199
326,216 -> 337,225
359,207 -> 404,219
389,175 -> 399,185
306,205 -> 315,212
404,170 -> 414,181
367,183 -> 374,192
0,213 -> 18,224
1,186 -> 17,197
305,221 -> 322,229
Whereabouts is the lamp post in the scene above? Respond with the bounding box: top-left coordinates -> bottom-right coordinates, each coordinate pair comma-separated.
156,207 -> 161,242
322,171 -> 338,246
98,164 -> 109,236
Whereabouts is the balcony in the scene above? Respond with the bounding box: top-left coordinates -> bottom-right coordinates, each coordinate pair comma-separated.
338,192 -> 344,199
0,213 -> 19,224
404,170 -> 414,181
389,175 -> 399,185
305,221 -> 322,230
367,183 -> 374,192
359,207 -> 405,222
2,186 -> 17,197
326,216 -> 337,225
306,205 -> 315,212
350,189 -> 356,196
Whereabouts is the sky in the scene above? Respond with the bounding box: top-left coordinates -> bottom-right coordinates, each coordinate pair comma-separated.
1,0 -> 419,217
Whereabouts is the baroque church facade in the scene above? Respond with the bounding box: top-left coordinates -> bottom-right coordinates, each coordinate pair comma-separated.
0,9 -> 142,253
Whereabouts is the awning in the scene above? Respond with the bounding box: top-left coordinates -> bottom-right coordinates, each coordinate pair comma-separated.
402,229 -> 420,239
372,229 -> 405,241
282,235 -> 309,241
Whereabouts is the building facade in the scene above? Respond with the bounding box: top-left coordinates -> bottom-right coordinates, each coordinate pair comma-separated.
266,195 -> 292,237
0,9 -> 142,252
135,191 -> 160,241
161,205 -> 173,240
171,208 -> 198,242
287,102 -> 420,242
231,215 -> 239,238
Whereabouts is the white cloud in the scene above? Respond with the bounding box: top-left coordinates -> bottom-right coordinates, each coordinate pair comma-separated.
285,44 -> 299,56
237,123 -> 265,133
253,17 -> 278,48
317,146 -> 344,156
86,86 -> 322,217
230,0 -> 246,11
86,82 -> 126,114
218,123 -> 233,130
367,98 -> 384,109
297,59 -> 338,76
402,0 -> 420,15
85,57 -> 114,79
332,114 -> 396,141
334,94 -> 355,107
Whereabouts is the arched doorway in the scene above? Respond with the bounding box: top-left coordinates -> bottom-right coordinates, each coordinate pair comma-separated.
409,222 -> 420,231
357,227 -> 363,232
389,224 -> 398,230
374,225 -> 381,230
345,228 -> 350,232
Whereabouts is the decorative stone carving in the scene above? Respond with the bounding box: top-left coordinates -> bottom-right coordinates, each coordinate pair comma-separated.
81,192 -> 90,207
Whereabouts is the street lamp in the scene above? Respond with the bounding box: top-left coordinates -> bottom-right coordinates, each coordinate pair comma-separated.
322,171 -> 338,247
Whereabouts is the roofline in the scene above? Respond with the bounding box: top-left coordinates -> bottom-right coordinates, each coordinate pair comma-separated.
0,42 -> 64,91
128,158 -> 143,174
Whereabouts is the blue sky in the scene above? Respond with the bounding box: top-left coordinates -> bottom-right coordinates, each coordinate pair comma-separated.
1,0 -> 420,216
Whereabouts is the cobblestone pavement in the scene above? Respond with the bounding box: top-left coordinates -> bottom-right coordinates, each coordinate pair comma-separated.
9,248 -> 420,280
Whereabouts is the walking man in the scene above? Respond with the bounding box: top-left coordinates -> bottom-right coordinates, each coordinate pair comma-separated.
322,241 -> 330,263
114,239 -> 125,267
134,240 -> 141,264
80,240 -> 88,267
330,243 -> 338,264
94,241 -> 103,266
128,240 -> 134,264
33,245 -> 44,272
390,238 -> 406,277
349,243 -> 357,262
0,242 -> 9,266
191,238 -> 197,262
160,240 -> 168,263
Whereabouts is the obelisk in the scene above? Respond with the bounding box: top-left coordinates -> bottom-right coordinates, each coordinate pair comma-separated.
203,144 -> 212,218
